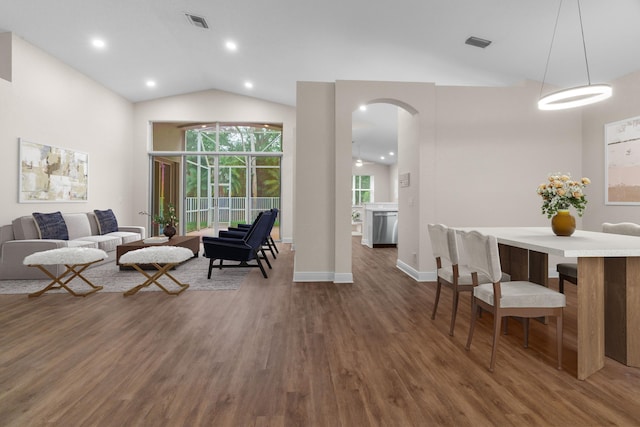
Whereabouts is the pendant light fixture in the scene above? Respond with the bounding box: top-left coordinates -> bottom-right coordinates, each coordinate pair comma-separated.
538,0 -> 612,111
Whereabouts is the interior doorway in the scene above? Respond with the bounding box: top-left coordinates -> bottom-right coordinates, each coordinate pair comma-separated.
351,103 -> 400,252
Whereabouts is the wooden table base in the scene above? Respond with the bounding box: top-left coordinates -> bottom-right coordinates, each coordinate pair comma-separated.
122,263 -> 189,296
28,261 -> 104,297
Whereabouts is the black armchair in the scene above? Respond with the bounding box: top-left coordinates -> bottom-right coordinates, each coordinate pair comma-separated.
221,208 -> 279,259
202,211 -> 272,279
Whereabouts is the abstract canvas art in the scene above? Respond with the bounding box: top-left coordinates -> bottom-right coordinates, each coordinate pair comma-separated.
19,138 -> 88,202
605,116 -> 640,205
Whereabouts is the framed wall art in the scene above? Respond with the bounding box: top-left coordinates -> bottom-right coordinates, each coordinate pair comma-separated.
605,116 -> 640,205
19,138 -> 88,203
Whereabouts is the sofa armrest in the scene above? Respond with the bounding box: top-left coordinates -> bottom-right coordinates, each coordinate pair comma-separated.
0,239 -> 69,280
118,226 -> 146,239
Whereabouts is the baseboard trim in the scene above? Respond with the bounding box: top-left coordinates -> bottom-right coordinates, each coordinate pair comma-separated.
396,260 -> 436,282
293,271 -> 334,282
333,273 -> 354,283
292,271 -> 354,283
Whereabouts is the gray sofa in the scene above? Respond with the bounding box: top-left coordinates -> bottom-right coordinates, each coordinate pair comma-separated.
0,212 -> 145,280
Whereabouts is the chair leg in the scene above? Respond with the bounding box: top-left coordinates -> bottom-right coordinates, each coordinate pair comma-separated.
489,313 -> 502,372
559,276 -> 565,294
465,299 -> 478,351
269,236 -> 279,254
255,254 -> 268,278
260,248 -> 272,269
266,240 -> 277,259
557,311 -> 564,370
431,280 -> 442,320
523,318 -> 530,348
207,259 -> 215,279
449,289 -> 459,336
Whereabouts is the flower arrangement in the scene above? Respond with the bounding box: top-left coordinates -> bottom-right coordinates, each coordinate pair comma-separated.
537,173 -> 590,218
139,203 -> 179,226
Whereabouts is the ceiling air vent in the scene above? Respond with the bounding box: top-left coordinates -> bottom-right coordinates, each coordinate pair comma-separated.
185,13 -> 209,29
465,36 -> 492,48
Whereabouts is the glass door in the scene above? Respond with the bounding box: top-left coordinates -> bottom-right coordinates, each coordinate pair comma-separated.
217,155 -> 248,232
250,155 -> 281,240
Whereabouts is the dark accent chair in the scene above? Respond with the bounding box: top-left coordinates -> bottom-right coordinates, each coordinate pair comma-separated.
202,211 -> 272,279
556,263 -> 577,294
222,208 -> 279,259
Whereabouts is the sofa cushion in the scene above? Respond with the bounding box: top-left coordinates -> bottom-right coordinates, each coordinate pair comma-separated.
32,212 -> 68,240
62,213 -> 93,240
67,240 -> 99,249
94,209 -> 119,234
107,231 -> 141,244
12,216 -> 40,240
75,235 -> 121,252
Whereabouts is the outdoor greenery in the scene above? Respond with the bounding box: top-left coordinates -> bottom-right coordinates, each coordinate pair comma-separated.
353,175 -> 372,205
185,125 -> 282,198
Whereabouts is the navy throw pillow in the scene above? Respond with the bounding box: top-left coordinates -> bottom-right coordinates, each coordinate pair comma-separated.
32,211 -> 69,240
94,209 -> 119,234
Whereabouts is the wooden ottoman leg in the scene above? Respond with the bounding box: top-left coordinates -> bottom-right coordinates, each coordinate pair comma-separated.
123,263 -> 189,296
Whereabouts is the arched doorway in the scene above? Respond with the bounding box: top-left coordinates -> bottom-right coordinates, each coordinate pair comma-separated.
333,81 -> 436,283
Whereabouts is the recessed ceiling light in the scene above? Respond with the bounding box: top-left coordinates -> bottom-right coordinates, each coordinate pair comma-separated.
91,38 -> 106,49
380,156 -> 385,160
225,40 -> 237,51
244,81 -> 253,89
146,80 -> 157,88
359,105 -> 367,111
389,152 -> 395,156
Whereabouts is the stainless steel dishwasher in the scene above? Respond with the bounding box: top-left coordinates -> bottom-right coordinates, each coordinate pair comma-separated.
372,211 -> 398,246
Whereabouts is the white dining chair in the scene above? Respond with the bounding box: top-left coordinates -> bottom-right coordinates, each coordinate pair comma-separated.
427,224 -> 509,336
461,229 -> 566,372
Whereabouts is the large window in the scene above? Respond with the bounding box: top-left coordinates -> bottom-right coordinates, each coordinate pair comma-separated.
353,175 -> 373,205
152,122 -> 282,238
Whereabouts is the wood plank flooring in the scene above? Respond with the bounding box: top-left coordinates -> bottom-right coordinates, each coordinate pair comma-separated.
1,237 -> 640,426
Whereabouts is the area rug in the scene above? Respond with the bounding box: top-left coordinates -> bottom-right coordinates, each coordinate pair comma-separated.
0,256 -> 250,295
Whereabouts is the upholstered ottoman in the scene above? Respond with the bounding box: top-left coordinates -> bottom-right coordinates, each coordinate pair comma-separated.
118,246 -> 193,296
23,247 -> 108,297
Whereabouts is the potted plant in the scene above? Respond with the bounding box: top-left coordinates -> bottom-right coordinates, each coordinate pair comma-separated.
139,203 -> 179,238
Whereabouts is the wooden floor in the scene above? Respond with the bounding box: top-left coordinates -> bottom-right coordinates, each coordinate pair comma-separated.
1,237 -> 640,426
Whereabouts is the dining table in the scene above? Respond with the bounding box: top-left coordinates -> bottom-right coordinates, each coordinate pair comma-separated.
456,226 -> 640,380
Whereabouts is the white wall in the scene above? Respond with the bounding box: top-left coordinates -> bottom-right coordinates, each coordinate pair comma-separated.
132,89 -> 296,242
294,82 -> 335,279
0,33 -> 134,227
0,32 -> 11,82
390,162 -> 399,203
